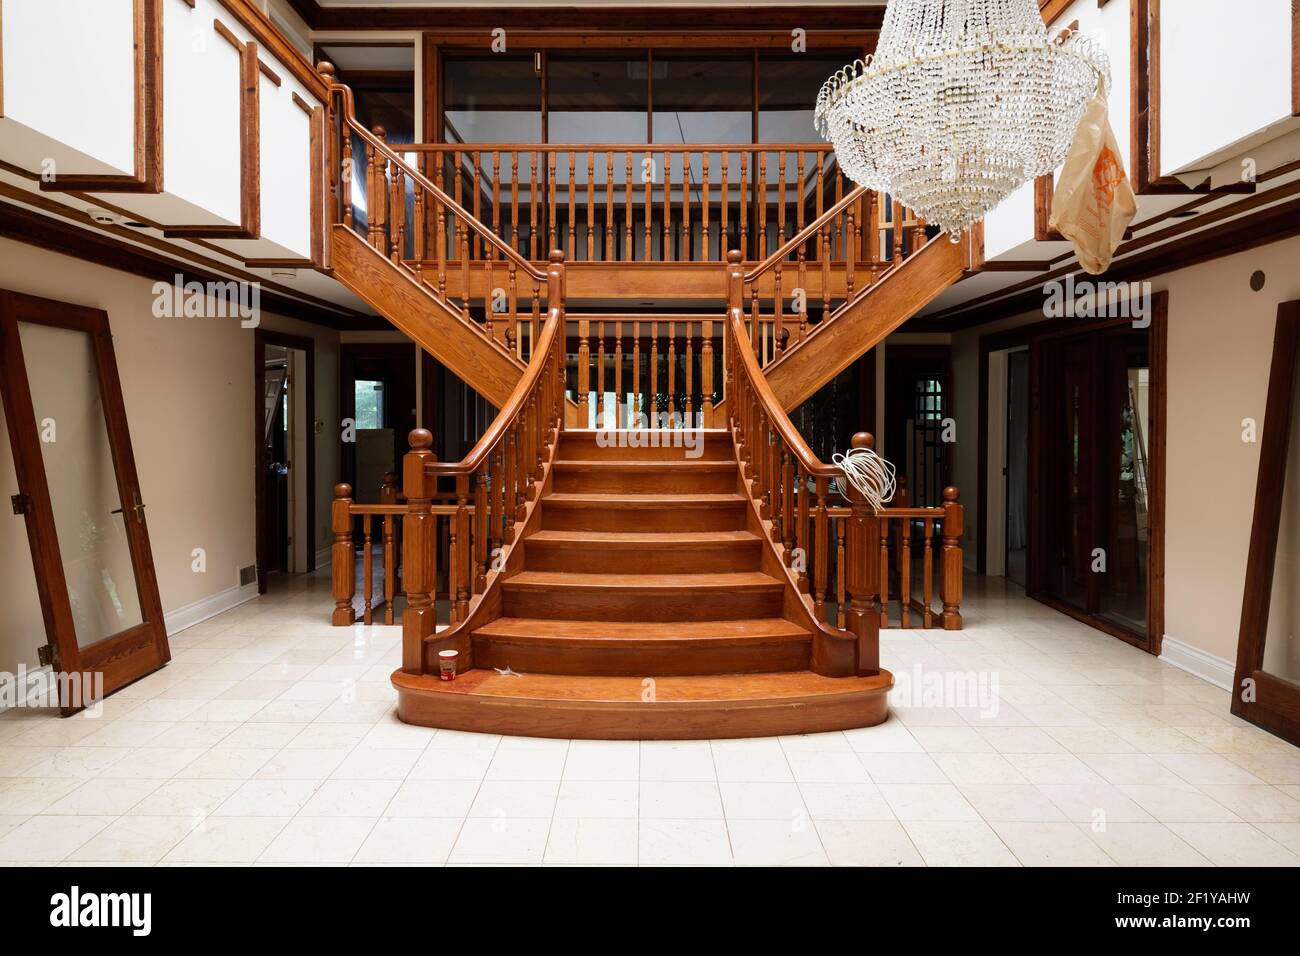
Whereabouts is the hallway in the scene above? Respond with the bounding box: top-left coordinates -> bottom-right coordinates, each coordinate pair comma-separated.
0,574 -> 1297,866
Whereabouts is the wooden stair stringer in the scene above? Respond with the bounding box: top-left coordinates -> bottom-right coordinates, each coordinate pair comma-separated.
763,231 -> 974,410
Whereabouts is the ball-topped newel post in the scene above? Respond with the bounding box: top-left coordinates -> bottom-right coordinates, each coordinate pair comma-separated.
331,483 -> 356,626
842,433 -> 882,676
401,429 -> 438,673
316,61 -> 335,82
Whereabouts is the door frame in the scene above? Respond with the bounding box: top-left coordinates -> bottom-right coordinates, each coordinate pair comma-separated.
0,289 -> 170,712
977,292 -> 1167,654
253,329 -> 316,592
1231,300 -> 1300,744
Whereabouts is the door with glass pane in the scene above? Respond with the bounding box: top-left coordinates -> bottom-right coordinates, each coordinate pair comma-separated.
1233,302 -> 1300,744
0,291 -> 169,713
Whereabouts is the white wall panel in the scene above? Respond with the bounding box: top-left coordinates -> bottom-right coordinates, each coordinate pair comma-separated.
258,74 -> 313,258
1161,0 -> 1294,176
1,0 -> 136,174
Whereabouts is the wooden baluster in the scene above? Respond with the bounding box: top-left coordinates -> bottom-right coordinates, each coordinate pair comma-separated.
331,483 -> 355,625
507,261 -> 518,356
369,131 -> 388,251
413,185 -> 426,284
662,153 -> 672,260
739,152 -> 749,258
796,151 -> 807,343
717,153 -> 728,264
483,230 -> 495,340
361,514 -> 374,625
531,278 -> 541,356
867,190 -> 880,281
941,486 -> 964,630
474,468 -> 488,594
796,466 -> 809,593
701,152 -> 710,262
911,210 -> 926,256
781,449 -> 794,564
922,515 -> 934,628
814,477 -> 828,616
567,150 -> 577,259
643,150 -> 653,258
451,473 -> 469,622
777,150 -> 787,257
625,153 -> 634,261
470,150 -> 482,259
400,431 -> 437,672
834,168 -> 843,262
383,514 -> 396,625
879,515 -> 890,629
700,319 -> 713,428
768,428 -> 781,545
492,150 -> 502,254
667,321 -> 677,427
900,516 -> 912,629
650,321 -> 660,428
681,152 -> 691,261
547,151 -> 558,254
391,165 -> 405,264
756,412 -> 770,517
341,118 -> 354,230
435,163 -> 448,298
820,222 -> 832,321
605,151 -> 615,261
586,151 -> 596,261
815,152 -> 825,261
774,260 -> 784,358
516,409 -> 530,513
845,200 -> 857,302
596,321 -> 607,428
491,447 -> 504,557
893,197 -> 905,265
504,427 -> 519,542
577,317 -> 591,426
510,152 -> 520,255
614,321 -> 624,429
758,151 -> 768,258
684,321 -> 694,428
531,151 -> 541,261
835,517 -> 847,629
632,320 -> 642,428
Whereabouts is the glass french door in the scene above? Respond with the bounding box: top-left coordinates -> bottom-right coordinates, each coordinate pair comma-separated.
1035,326 -> 1153,646
0,290 -> 169,714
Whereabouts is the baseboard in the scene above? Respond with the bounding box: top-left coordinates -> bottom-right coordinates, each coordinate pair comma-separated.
0,664 -> 54,714
164,582 -> 259,636
1159,636 -> 1235,691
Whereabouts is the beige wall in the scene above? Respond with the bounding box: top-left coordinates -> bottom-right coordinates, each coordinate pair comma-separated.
951,233 -> 1300,665
0,238 -> 340,674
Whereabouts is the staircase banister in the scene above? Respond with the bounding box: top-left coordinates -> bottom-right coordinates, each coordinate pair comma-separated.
726,251 -> 839,480
323,73 -> 548,284
428,251 -> 566,478
742,185 -> 868,284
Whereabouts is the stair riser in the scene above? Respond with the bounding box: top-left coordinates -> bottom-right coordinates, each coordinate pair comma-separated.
524,541 -> 762,574
472,636 -> 810,676
551,468 -> 737,495
502,586 -> 784,622
557,434 -> 734,462
542,504 -> 748,533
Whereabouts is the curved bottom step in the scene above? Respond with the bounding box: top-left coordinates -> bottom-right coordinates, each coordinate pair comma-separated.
392,668 -> 893,740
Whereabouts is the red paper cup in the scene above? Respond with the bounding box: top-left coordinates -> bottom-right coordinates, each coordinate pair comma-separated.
438,649 -> 459,681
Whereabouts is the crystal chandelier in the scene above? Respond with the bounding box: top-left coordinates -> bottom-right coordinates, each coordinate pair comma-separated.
816,0 -> 1110,239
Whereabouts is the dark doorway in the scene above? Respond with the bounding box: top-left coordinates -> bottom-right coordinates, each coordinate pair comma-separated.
884,345 -> 952,508
1006,348 -> 1030,589
341,344 -> 418,504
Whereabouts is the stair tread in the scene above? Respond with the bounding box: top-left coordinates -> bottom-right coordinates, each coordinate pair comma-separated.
526,530 -> 759,546
504,571 -> 781,590
395,668 -> 891,703
475,617 -> 808,641
544,492 -> 745,505
553,459 -> 736,469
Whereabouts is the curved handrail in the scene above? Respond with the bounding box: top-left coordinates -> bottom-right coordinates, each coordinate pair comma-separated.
743,185 -> 868,283
321,68 -> 547,284
726,251 -> 840,480
429,251 -> 567,477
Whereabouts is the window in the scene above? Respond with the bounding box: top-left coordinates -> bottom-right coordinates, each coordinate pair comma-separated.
355,380 -> 385,430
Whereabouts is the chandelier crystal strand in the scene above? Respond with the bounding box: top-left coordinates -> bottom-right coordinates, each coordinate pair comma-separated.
816,0 -> 1110,240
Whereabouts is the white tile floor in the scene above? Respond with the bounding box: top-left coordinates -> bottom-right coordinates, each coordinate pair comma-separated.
2,574 -> 1299,866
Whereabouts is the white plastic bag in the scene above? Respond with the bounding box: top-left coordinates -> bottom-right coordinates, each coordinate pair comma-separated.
1050,85 -> 1137,275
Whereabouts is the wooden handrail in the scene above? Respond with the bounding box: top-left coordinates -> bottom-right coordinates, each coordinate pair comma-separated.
322,71 -> 547,284
744,185 -> 868,283
429,251 -> 566,476
726,251 -> 839,479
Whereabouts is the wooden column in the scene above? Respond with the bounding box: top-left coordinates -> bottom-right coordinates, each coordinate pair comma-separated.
400,430 -> 438,673
941,486 -> 964,630
330,484 -> 355,626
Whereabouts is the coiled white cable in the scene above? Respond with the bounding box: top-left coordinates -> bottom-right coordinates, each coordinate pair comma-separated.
832,445 -> 897,512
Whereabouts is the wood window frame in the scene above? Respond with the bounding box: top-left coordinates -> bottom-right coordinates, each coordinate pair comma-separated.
976,291 -> 1167,654
1231,300 -> 1300,745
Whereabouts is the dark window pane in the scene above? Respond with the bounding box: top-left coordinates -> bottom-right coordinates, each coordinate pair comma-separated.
759,54 -> 856,143
652,55 -> 751,144
549,55 -> 649,143
444,56 -> 541,143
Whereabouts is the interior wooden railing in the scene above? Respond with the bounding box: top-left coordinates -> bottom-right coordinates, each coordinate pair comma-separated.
323,68 -> 554,367
403,144 -> 878,265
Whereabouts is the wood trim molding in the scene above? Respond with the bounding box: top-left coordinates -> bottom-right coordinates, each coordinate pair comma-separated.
1294,0 -> 1300,117
215,0 -> 328,100
1231,300 -> 1300,744
1034,175 -> 1065,241
164,25 -> 260,240
36,0 -> 163,194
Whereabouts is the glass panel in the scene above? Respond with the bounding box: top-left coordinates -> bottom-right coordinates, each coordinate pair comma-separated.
757,55 -> 852,143
444,56 -> 541,144
18,322 -> 144,647
652,55 -> 752,144
355,380 -> 385,430
1263,334 -> 1300,685
549,55 -> 649,144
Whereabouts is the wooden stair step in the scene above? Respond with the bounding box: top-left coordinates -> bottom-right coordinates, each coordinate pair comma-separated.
392,668 -> 893,739
541,492 -> 748,532
472,617 -> 810,675
556,429 -> 734,462
501,571 -> 784,621
551,459 -> 738,493
523,529 -> 762,573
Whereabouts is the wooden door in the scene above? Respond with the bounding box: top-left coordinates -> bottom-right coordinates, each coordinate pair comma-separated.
0,290 -> 170,714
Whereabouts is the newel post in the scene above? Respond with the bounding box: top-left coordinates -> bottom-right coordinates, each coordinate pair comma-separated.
401,429 -> 438,673
843,433 -> 882,675
547,249 -> 567,434
941,486 -> 964,630
331,483 -> 355,626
